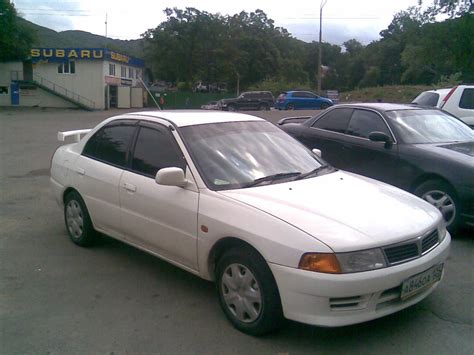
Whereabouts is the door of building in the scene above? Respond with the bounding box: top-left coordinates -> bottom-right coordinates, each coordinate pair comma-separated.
109,85 -> 118,108
11,82 -> 19,105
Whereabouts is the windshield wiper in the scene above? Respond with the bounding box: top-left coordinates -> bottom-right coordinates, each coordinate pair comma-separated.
243,172 -> 302,187
294,165 -> 334,180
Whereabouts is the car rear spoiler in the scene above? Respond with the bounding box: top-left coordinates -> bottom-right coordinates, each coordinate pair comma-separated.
57,129 -> 91,142
277,116 -> 312,126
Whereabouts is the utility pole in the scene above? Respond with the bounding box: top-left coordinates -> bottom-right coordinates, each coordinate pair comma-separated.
317,0 -> 327,96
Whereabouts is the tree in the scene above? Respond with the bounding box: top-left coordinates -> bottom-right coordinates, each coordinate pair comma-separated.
0,0 -> 35,61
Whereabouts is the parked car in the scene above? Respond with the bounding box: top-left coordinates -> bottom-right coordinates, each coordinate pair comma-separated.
412,85 -> 474,128
275,90 -> 334,110
218,91 -> 274,111
201,101 -> 219,110
279,103 -> 474,232
51,111 -> 450,335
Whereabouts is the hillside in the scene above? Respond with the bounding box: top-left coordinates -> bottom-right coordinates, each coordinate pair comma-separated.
17,17 -> 144,58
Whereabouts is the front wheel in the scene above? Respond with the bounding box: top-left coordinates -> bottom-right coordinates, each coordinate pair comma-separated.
216,247 -> 283,335
320,103 -> 329,110
64,191 -> 97,247
227,104 -> 236,112
414,180 -> 460,233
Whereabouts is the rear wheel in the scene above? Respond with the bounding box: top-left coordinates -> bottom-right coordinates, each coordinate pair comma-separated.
216,247 -> 283,335
258,103 -> 269,111
286,103 -> 295,110
414,179 -> 460,233
64,191 -> 96,247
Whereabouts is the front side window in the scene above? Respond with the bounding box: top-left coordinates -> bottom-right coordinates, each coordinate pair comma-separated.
181,121 -> 327,191
347,109 -> 391,139
131,125 -> 185,177
83,123 -> 136,167
312,108 -> 352,133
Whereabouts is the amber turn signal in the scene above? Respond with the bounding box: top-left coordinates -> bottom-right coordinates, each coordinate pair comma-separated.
299,253 -> 341,274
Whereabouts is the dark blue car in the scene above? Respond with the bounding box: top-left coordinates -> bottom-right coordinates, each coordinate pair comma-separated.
275,91 -> 334,110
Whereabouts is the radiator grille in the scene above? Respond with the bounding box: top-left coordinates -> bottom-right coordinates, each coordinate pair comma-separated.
383,230 -> 439,265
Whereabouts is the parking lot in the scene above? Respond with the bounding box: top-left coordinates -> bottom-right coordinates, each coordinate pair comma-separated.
1,107 -> 473,354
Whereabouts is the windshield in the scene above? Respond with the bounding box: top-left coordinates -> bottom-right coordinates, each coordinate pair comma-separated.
180,121 -> 327,190
386,109 -> 474,144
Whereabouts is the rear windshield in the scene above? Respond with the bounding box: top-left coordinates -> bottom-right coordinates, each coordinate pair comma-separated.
412,92 -> 440,107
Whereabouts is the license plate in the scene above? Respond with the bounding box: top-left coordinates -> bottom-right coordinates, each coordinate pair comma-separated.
401,264 -> 444,300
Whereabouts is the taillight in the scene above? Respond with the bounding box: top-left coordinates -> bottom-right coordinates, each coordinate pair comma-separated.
441,86 -> 457,108
278,95 -> 286,103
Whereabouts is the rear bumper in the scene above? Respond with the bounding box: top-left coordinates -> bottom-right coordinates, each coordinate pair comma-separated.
269,233 -> 451,327
50,176 -> 65,207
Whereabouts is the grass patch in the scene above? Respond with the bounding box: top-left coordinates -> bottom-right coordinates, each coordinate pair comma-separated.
340,85 -> 436,103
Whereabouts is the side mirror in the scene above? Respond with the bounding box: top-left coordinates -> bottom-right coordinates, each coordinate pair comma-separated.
369,131 -> 393,148
312,148 -> 322,158
155,167 -> 187,187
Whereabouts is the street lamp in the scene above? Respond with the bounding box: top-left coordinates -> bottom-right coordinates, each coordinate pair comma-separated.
317,0 -> 328,96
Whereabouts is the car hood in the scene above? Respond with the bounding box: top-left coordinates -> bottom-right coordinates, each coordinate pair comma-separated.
414,141 -> 474,161
219,171 -> 440,252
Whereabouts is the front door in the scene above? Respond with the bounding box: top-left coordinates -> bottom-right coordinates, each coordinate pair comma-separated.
119,122 -> 199,270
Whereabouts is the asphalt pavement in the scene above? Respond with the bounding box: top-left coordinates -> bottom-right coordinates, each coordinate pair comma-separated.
0,107 -> 473,354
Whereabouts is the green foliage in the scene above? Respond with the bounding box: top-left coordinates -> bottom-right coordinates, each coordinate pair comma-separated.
340,85 -> 434,103
0,0 -> 35,61
247,78 -> 311,96
437,72 -> 463,87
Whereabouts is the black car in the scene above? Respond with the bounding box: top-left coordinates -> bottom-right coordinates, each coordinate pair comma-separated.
279,103 -> 474,232
218,91 -> 275,111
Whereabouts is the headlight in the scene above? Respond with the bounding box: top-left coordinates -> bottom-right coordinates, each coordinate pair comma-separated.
299,248 -> 386,274
336,248 -> 386,273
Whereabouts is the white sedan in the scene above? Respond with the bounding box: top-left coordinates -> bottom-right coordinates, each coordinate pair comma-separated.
50,111 -> 450,335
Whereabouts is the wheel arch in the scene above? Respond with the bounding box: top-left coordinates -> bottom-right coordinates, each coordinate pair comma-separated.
207,237 -> 267,281
409,173 -> 457,196
63,186 -> 81,204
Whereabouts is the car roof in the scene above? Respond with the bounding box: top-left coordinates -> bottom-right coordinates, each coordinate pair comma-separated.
123,110 -> 263,127
333,102 -> 429,112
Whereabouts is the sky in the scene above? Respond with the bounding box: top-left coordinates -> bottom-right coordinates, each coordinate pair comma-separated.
13,0 -> 422,45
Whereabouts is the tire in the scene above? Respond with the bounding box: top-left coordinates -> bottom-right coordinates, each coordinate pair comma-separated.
414,179 -> 460,233
286,103 -> 295,110
258,103 -> 268,111
216,247 -> 283,336
320,103 -> 329,110
227,104 -> 236,112
64,191 -> 97,247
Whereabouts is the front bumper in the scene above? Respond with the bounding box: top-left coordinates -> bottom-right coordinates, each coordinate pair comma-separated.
269,232 -> 451,327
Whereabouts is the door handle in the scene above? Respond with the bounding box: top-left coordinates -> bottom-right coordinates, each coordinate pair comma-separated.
123,182 -> 137,192
75,167 -> 85,175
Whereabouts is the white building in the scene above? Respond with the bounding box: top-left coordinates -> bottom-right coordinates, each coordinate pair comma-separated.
0,48 -> 145,110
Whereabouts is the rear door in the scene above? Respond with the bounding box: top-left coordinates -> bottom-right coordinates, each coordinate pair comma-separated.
73,120 -> 137,237
300,108 -> 353,167
119,121 -> 199,270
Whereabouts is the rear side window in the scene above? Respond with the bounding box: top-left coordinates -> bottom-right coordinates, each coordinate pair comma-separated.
83,123 -> 136,168
347,109 -> 391,139
413,92 -> 440,107
312,108 -> 353,133
459,88 -> 474,109
292,92 -> 305,98
131,125 -> 185,177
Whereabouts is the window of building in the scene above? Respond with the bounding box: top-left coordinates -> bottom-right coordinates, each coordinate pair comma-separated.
312,108 -> 353,134
109,63 -> 115,76
83,122 -> 137,168
121,66 -> 127,78
0,86 -> 8,95
131,125 -> 185,177
136,70 -> 141,79
57,61 -> 75,74
129,68 -> 134,79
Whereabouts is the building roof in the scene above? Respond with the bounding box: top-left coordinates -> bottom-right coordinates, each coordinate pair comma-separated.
127,110 -> 263,127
